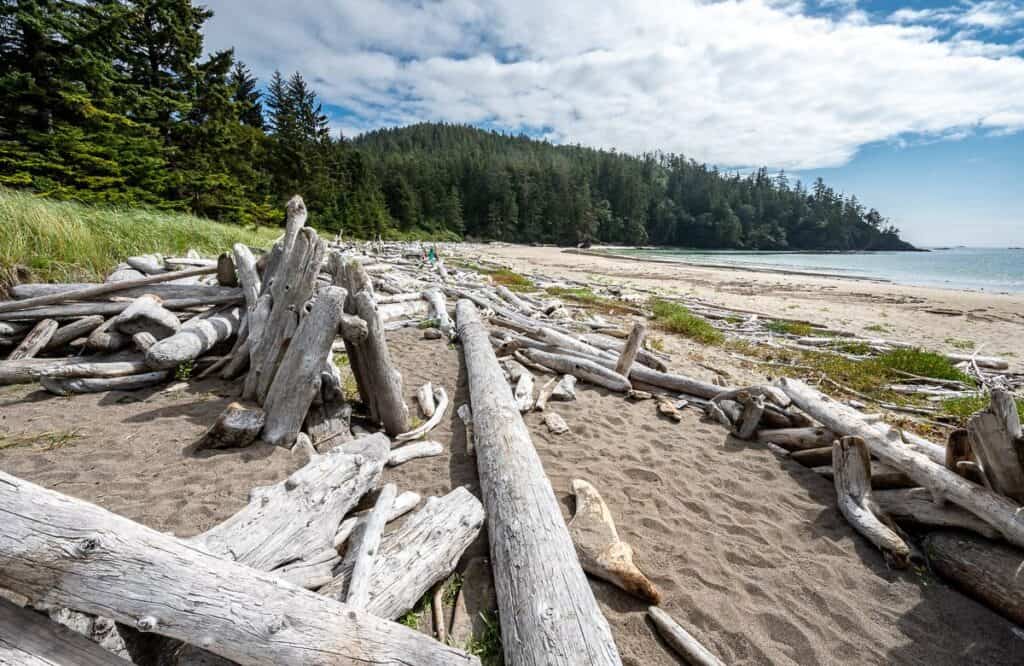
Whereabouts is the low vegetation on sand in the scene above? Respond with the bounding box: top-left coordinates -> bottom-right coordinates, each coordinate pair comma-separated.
0,188 -> 279,289
941,395 -> 1024,425
546,286 -> 639,315
649,299 -> 724,344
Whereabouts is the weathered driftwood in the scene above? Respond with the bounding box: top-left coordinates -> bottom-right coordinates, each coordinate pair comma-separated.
456,299 -> 622,665
520,348 -> 631,393
545,412 -> 570,434
0,598 -> 127,666
388,440 -> 444,467
194,434 -> 388,573
0,356 -> 149,386
494,285 -> 536,313
924,530 -> 1024,627
431,583 -> 448,644
395,386 -> 445,443
580,333 -> 667,372
568,479 -> 660,603
342,483 -> 397,609
261,287 -> 347,447
734,391 -> 765,440
377,299 -> 430,323
105,265 -> 144,282
421,288 -> 453,337
779,377 -> 1024,548
246,227 -> 325,402
111,295 -> 180,339
594,354 -> 723,399
42,316 -> 103,352
647,606 -> 724,666
532,327 -> 610,361
832,436 -> 911,567
333,490 -> 421,550
966,389 -> 1024,503
126,254 -> 166,275
945,352 -> 1010,370
321,487 -> 485,621
198,402 -> 265,450
11,283 -> 237,302
231,244 -> 261,310
0,293 -> 241,321
130,331 -> 156,352
756,427 -> 837,451
614,322 -> 647,377
813,462 -> 915,490
145,306 -> 241,370
945,428 -> 990,486
7,319 -> 58,360
215,253 -> 236,287
0,471 -> 478,665
85,317 -> 128,353
514,370 -> 535,412
873,488 -> 999,538
0,266 -> 218,315
534,375 -> 559,411
40,371 -> 169,396
416,382 -> 436,418
788,446 -> 835,468
448,557 -> 497,648
457,403 -> 475,455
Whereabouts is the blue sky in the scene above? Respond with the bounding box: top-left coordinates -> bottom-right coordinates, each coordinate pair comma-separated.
201,0 -> 1024,246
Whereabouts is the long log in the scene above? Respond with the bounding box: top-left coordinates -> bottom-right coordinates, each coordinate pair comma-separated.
924,530 -> 1024,627
647,606 -> 724,666
145,306 -> 241,370
455,299 -> 622,665
778,377 -> 1024,548
231,243 -> 261,310
0,266 -> 217,314
342,483 -> 397,609
0,471 -> 478,666
353,289 -> 410,436
333,490 -> 421,550
41,371 -> 169,396
44,315 -> 104,351
110,295 -> 180,339
0,598 -> 127,666
321,487 -> 485,621
0,356 -> 149,386
520,348 -> 631,393
387,440 -> 444,467
614,322 -> 646,376
7,319 -> 58,360
10,283 -> 237,302
873,488 -> 999,538
261,287 -> 347,447
0,294 -> 242,321
756,427 -> 837,451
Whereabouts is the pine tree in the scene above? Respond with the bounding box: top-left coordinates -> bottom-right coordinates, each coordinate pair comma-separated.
229,61 -> 263,128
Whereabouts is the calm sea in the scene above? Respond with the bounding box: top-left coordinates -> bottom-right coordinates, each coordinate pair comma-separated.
613,247 -> 1024,294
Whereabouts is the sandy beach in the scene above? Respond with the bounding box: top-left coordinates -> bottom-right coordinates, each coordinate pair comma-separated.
2,248 -> 1023,664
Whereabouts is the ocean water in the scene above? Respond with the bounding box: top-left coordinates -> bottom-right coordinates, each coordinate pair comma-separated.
614,247 -> 1024,294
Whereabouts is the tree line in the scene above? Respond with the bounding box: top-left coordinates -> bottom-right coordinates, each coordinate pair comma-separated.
0,0 -> 913,250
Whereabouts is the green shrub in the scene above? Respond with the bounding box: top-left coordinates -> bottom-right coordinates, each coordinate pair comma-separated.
877,348 -> 973,384
766,320 -> 814,336
649,299 -> 723,345
941,394 -> 1024,424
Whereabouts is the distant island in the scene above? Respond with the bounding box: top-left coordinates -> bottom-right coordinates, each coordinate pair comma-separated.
0,2 -> 913,252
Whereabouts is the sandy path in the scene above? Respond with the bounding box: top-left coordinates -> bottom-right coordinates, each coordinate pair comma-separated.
2,326 -> 1021,664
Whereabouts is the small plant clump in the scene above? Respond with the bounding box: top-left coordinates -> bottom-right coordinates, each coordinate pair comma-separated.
941,394 -> 1024,425
545,286 -> 638,315
649,299 -> 723,345
175,360 -> 195,381
877,348 -> 973,384
466,609 -> 503,665
0,428 -> 81,451
766,319 -> 814,337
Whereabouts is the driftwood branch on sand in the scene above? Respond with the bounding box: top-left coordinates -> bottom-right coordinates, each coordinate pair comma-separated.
455,299 -> 622,665
647,606 -> 724,666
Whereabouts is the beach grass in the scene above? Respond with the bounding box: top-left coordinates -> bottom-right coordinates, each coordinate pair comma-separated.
546,286 -> 639,315
466,609 -> 503,665
0,187 -> 280,290
940,394 -> 1024,425
487,268 -> 533,292
876,348 -> 973,384
766,320 -> 815,337
650,299 -> 723,344
0,428 -> 82,451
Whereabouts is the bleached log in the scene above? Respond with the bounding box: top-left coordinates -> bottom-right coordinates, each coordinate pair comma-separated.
946,352 -> 1009,370
520,348 -> 631,393
44,315 -> 104,351
873,488 -> 999,538
376,292 -> 423,304
457,403 -> 475,455
421,288 -> 453,337
7,319 -> 58,360
966,389 -> 1024,503
495,285 -> 536,313
10,283 -> 237,302
145,306 -> 241,370
0,293 -> 242,321
455,299 -> 622,665
321,487 -> 485,621
105,265 -> 144,282
41,371 -> 169,396
231,243 -> 261,310
198,402 -> 265,450
0,597 -> 127,666
532,327 -> 611,361
395,386 -> 448,442
614,322 -> 647,377
0,471 -> 478,666
387,440 -> 444,467
111,295 -> 180,339
734,391 -> 765,440
333,491 -> 421,550
647,606 -> 724,666
534,375 -> 559,411
0,266 -> 217,315
757,427 -> 837,451
579,333 -> 668,372
85,317 -> 127,353
246,227 -> 325,402
343,483 -> 397,609
261,287 -> 347,447
0,356 -> 149,386
813,462 -> 915,490
126,254 -> 166,275
514,371 -> 535,412
416,382 -> 436,418
832,436 -> 911,567
778,378 -> 1024,548
788,446 -> 834,467
924,530 -> 1024,627
195,433 -> 388,572
377,299 -> 430,323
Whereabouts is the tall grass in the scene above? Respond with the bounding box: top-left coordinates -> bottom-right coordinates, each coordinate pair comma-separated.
0,188 -> 280,288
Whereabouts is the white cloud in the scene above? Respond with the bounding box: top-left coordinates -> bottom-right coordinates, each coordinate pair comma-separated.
201,0 -> 1024,169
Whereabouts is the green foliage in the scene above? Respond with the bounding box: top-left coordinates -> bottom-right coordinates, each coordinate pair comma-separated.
175,361 -> 194,381
865,323 -> 893,333
766,320 -> 814,336
466,610 -> 503,665
649,299 -> 723,344
397,591 -> 432,630
0,188 -> 278,285
545,286 -> 636,314
877,349 -> 973,384
941,395 -> 1024,425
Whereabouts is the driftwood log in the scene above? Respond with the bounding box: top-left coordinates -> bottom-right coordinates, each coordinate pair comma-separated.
614,322 -> 647,376
832,436 -> 911,567
0,356 -> 150,386
757,427 -> 837,451
966,389 -> 1024,503
44,315 -> 104,351
0,471 -> 478,665
388,440 -> 444,466
40,371 -> 169,396
520,348 -> 631,393
0,598 -> 127,666
333,490 -> 421,550
342,483 -> 397,609
0,294 -> 242,322
198,402 -> 266,450
778,378 -> 1024,548
647,606 -> 724,666
145,306 -> 241,370
456,299 -> 622,665
7,319 -> 58,360
873,488 -> 999,538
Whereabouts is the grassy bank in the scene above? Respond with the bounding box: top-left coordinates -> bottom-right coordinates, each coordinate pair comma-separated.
0,188 -> 280,288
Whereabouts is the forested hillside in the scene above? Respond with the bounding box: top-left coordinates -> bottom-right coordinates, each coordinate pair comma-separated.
1,1 -> 913,251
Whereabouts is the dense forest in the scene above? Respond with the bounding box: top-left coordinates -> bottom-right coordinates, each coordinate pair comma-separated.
0,0 -> 914,251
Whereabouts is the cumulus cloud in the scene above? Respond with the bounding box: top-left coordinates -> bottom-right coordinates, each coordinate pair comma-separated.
201,0 -> 1024,169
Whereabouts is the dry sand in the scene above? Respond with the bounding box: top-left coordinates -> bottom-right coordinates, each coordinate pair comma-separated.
2,260 -> 1023,664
